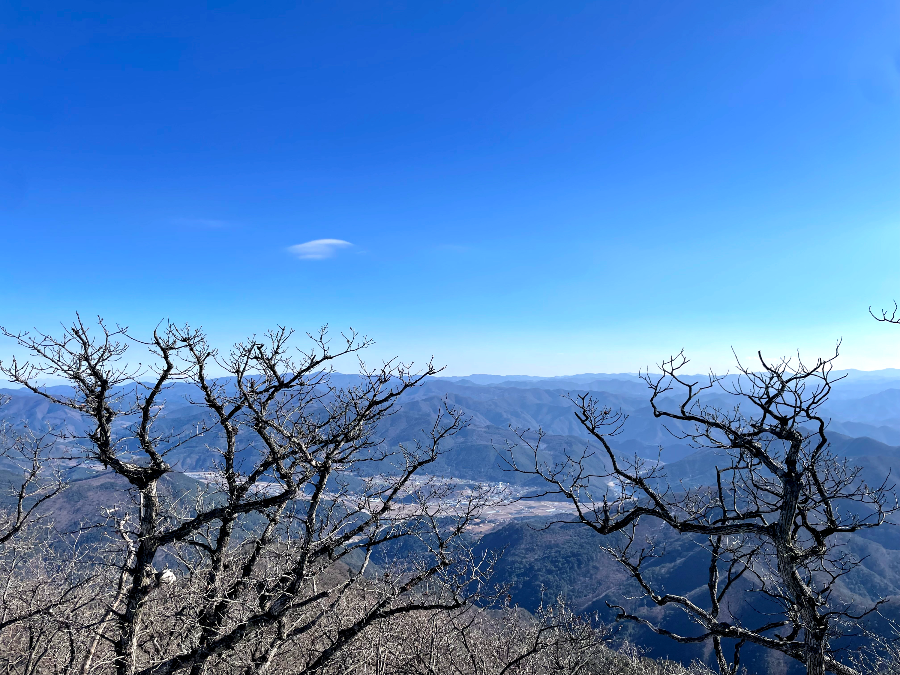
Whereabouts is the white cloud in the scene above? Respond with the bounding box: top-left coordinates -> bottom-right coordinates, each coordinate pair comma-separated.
288,239 -> 353,260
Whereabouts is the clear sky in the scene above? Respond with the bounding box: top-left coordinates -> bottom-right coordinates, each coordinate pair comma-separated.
1,1 -> 898,376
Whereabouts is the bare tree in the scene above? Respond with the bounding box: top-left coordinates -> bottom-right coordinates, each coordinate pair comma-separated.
0,397 -> 85,644
0,399 -> 67,551
0,403 -> 104,675
319,594 -> 715,675
0,317 -> 498,675
0,527 -> 102,675
870,301 -> 899,325
504,346 -> 895,675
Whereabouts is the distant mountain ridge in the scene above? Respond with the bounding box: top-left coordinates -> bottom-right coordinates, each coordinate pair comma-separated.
4,369 -> 899,489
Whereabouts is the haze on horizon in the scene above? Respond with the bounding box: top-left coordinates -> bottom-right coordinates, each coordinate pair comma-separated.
1,2 -> 898,376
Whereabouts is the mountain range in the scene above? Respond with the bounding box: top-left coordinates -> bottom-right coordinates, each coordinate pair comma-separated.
2,369 -> 899,674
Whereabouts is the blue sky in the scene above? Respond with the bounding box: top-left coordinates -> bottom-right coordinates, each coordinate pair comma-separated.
1,1 -> 898,375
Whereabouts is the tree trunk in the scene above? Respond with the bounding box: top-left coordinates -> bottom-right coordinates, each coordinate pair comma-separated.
115,481 -> 160,675
805,631 -> 826,675
776,441 -> 827,675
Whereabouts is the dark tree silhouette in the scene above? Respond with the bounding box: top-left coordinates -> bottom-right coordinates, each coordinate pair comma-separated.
505,346 -> 896,675
0,317 -> 497,675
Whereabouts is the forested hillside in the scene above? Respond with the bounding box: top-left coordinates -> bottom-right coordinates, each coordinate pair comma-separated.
2,359 -> 899,674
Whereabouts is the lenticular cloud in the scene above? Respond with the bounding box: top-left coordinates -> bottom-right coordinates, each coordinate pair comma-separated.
288,239 -> 353,260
